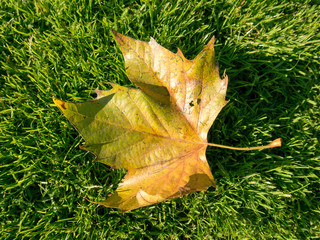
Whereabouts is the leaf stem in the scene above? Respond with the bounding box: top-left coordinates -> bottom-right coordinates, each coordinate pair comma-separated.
206,138 -> 282,151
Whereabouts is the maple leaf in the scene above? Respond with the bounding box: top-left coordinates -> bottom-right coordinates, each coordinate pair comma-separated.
53,30 -> 281,212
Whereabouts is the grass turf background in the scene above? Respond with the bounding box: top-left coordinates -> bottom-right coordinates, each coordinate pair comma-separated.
1,0 -> 319,239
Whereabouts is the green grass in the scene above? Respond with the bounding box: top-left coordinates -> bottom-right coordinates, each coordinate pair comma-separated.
1,0 -> 319,239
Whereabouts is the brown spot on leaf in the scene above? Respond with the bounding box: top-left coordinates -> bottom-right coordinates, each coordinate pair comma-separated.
60,102 -> 66,110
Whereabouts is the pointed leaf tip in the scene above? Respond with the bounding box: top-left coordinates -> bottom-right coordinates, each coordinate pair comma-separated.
209,35 -> 215,44
110,29 -> 118,37
111,29 -> 126,45
176,48 -> 187,61
52,96 -> 66,110
205,35 -> 215,49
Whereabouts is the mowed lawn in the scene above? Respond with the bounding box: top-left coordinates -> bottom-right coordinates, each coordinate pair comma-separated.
1,0 -> 319,239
